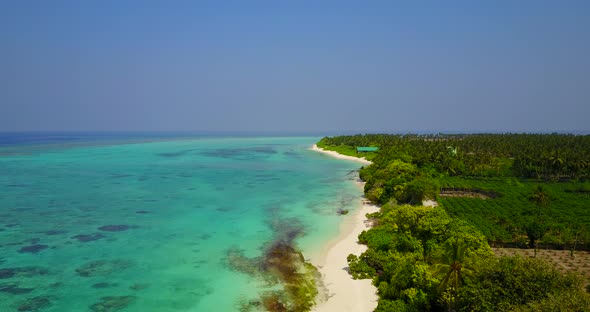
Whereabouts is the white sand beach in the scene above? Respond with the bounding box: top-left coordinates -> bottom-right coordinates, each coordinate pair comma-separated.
311,144 -> 372,165
310,145 -> 379,312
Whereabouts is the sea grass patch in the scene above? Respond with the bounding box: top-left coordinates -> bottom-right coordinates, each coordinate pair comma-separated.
228,216 -> 322,312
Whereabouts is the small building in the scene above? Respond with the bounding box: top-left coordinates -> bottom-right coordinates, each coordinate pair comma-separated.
356,146 -> 379,153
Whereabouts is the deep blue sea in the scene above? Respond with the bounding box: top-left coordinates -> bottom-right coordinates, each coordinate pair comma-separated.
0,133 -> 363,311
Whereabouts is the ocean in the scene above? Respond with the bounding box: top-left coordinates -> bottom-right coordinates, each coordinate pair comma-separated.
0,134 -> 363,311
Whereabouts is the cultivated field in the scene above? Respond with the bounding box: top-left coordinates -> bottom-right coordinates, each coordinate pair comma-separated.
493,248 -> 590,288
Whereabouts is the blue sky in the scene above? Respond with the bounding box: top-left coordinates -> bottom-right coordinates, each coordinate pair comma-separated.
1,1 -> 589,133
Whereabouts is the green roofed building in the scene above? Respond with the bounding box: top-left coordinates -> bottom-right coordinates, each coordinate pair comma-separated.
356,146 -> 379,153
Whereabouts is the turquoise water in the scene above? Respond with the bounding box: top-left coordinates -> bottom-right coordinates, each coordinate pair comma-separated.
0,136 -> 362,311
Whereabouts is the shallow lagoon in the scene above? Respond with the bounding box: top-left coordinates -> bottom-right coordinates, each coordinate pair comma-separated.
0,136 -> 362,311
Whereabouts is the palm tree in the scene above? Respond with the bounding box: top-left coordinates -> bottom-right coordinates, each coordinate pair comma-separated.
530,185 -> 550,217
435,238 -> 471,312
548,151 -> 565,179
528,185 -> 550,257
447,146 -> 458,157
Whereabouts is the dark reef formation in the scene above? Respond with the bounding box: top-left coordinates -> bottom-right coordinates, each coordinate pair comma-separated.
42,229 -> 68,236
15,296 -> 52,311
18,244 -> 48,254
98,225 -> 137,232
90,296 -> 136,312
71,233 -> 105,242
92,282 -> 119,289
0,283 -> 34,295
129,283 -> 149,291
76,259 -> 133,277
0,266 -> 49,279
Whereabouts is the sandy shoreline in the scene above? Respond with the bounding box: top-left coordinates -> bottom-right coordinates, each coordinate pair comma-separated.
309,144 -> 379,312
311,144 -> 372,165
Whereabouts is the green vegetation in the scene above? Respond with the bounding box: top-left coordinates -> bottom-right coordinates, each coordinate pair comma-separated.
437,177 -> 590,250
347,202 -> 589,311
318,133 -> 590,311
461,256 -> 588,311
316,139 -> 378,160
319,133 -> 590,179
319,134 -> 590,250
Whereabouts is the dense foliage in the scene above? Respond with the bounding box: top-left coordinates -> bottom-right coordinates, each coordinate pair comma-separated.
319,133 -> 590,180
319,134 -> 590,250
318,133 -> 590,311
460,256 -> 587,311
347,203 -> 590,311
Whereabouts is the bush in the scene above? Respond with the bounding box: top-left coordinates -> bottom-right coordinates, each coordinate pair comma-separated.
459,256 -> 582,311
375,299 -> 416,312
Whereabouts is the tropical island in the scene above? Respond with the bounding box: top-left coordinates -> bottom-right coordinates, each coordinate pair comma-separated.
316,133 -> 590,312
